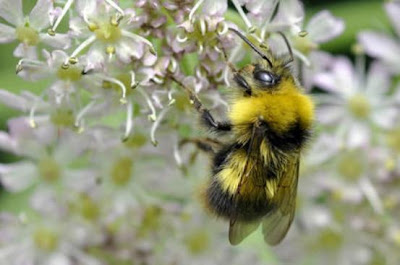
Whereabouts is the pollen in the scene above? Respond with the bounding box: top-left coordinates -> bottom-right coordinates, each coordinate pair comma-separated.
337,151 -> 364,180
111,157 -> 133,186
38,157 -> 61,183
16,24 -> 40,46
94,22 -> 122,43
292,34 -> 318,55
137,206 -> 162,237
386,128 -> 400,153
184,230 -> 210,254
33,228 -> 58,251
348,94 -> 370,119
50,108 -> 75,127
56,65 -> 82,81
80,195 -> 100,221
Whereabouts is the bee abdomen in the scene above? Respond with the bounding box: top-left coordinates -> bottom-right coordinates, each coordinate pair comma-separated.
205,178 -> 274,222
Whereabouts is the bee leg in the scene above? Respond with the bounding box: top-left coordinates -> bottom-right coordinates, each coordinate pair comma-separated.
171,76 -> 232,133
201,109 -> 232,132
237,118 -> 264,195
179,137 -> 223,154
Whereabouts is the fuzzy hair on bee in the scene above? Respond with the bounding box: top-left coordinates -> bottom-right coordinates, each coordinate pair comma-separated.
174,28 -> 314,246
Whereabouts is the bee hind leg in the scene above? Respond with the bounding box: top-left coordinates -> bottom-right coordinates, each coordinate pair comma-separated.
179,137 -> 223,154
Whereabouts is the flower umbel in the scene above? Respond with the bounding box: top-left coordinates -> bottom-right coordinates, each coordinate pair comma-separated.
0,0 -> 399,264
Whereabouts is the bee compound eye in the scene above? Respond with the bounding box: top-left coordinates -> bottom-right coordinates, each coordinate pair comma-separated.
254,70 -> 274,85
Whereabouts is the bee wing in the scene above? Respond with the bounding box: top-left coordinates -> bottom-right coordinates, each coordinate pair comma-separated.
229,218 -> 261,245
262,156 -> 300,245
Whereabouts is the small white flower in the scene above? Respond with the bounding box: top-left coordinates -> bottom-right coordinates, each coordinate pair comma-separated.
68,1 -> 156,64
0,0 -> 70,58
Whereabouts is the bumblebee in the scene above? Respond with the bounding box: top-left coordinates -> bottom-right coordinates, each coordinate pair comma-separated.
175,28 -> 314,245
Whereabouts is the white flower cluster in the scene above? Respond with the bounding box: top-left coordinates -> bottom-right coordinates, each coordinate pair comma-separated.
0,0 -> 398,264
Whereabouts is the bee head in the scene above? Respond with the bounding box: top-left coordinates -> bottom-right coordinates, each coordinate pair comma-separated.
229,28 -> 295,96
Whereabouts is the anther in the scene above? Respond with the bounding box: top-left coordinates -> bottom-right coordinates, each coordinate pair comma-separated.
47,29 -> 56,36
298,30 -> 308,37
69,57 -> 78,64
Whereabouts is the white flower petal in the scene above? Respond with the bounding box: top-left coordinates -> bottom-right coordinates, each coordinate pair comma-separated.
317,104 -> 345,124
358,31 -> 400,70
47,49 -> 69,67
306,10 -> 345,43
30,188 -> 63,216
371,107 -> 398,129
306,134 -> 340,166
203,0 -> 227,16
13,43 -> 38,59
40,33 -> 71,49
0,161 -> 37,192
364,62 -> 390,96
0,89 -> 30,111
76,0 -> 97,18
45,253 -> 72,265
313,72 -> 336,93
64,169 -> 97,191
246,0 -> 277,16
0,23 -> 16,42
0,132 -> 17,153
315,57 -> 356,96
29,0 -> 52,30
116,39 -> 144,63
346,122 -> 370,148
0,0 -> 23,26
69,17 -> 88,36
274,0 -> 304,31
385,2 -> 400,37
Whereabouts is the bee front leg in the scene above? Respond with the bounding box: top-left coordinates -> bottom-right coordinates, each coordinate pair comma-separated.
171,75 -> 232,133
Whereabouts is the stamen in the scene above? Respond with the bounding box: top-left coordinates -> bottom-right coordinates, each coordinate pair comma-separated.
355,52 -> 366,90
103,76 -> 127,104
152,93 -> 162,108
150,106 -> 169,147
198,43 -> 204,53
16,59 -> 43,74
293,49 -> 311,66
75,99 -> 97,129
168,90 -> 175,105
230,0 -> 252,29
124,99 -> 134,139
298,30 -> 308,37
137,86 -> 157,121
104,0 -> 125,16
189,0 -> 205,22
167,58 -> 177,73
50,0 -> 74,34
176,33 -> 188,43
199,18 -> 206,36
68,36 -> 96,63
121,30 -> 157,56
151,76 -> 164,84
359,177 -> 384,215
129,71 -> 138,88
173,142 -> 183,167
29,104 -> 37,128
217,21 -> 229,36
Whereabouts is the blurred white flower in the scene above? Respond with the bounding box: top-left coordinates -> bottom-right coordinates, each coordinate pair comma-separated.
314,57 -> 398,147
358,2 -> 400,74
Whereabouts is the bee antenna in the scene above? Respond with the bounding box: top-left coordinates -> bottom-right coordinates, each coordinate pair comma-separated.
228,28 -> 273,68
277,31 -> 294,66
